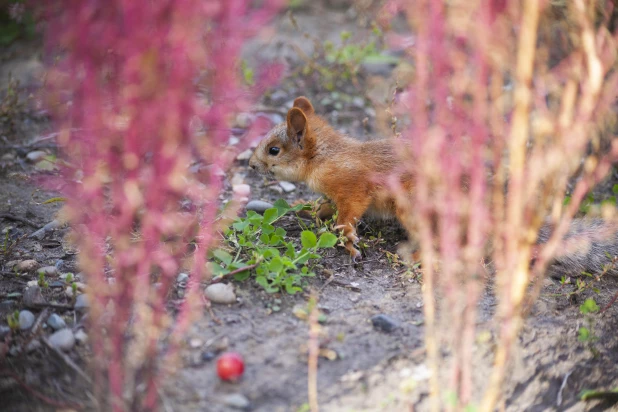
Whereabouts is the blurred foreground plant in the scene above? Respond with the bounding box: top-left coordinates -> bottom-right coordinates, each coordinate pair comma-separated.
387,0 -> 618,410
41,1 -> 282,410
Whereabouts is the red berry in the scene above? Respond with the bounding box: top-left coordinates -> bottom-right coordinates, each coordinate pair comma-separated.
217,352 -> 245,382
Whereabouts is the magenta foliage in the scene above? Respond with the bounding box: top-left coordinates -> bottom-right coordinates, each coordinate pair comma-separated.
40,0 -> 283,410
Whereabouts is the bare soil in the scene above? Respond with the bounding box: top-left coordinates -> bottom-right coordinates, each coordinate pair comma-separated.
1,3 -> 618,412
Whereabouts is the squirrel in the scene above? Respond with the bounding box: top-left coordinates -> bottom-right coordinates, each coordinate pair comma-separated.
249,96 -> 618,276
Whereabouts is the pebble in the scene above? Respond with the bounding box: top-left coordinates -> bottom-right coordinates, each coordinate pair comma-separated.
189,338 -> 203,349
49,280 -> 65,288
236,149 -> 253,161
38,266 -> 58,276
74,294 -> 89,313
19,310 -> 35,330
349,294 -> 360,303
0,325 -> 10,339
221,393 -> 251,410
371,314 -> 400,333
245,200 -> 273,214
204,283 -> 236,304
26,280 -> 38,287
177,273 -> 189,283
16,259 -> 39,272
26,150 -> 47,162
26,339 -> 41,353
278,181 -> 296,192
74,329 -> 88,345
47,314 -> 67,331
23,285 -> 45,306
233,184 -> 251,202
48,329 -> 75,351
201,351 -> 216,362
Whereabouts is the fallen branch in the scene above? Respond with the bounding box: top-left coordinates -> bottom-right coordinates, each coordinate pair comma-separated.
208,262 -> 259,285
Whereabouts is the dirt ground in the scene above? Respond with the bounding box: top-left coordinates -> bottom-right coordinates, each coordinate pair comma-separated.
2,2 -> 618,412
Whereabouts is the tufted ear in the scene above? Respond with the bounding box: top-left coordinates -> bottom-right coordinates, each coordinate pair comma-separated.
292,96 -> 315,116
286,107 -> 310,148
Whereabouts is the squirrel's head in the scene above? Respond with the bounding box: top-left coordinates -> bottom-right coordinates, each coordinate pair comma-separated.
249,96 -> 316,182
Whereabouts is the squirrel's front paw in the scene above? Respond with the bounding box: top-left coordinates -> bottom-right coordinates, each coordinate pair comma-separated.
345,241 -> 362,262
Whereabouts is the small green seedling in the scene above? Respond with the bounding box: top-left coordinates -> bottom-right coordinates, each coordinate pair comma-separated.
578,298 -> 600,356
211,199 -> 338,294
37,271 -> 48,288
7,310 -> 19,331
64,273 -> 74,283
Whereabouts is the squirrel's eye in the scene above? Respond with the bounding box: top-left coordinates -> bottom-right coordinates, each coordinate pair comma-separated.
268,147 -> 280,156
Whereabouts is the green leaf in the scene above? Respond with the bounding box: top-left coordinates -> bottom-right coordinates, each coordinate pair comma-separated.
317,232 -> 338,248
262,224 -> 275,234
212,249 -> 233,265
263,208 -> 278,224
260,233 -> 270,244
579,298 -> 599,314
578,327 -> 590,342
275,227 -> 286,237
269,257 -> 284,273
233,220 -> 250,231
269,235 -> 282,246
262,248 -> 280,259
208,262 -> 227,277
234,270 -> 251,281
301,231 -> 317,248
273,199 -> 291,215
286,243 -> 296,258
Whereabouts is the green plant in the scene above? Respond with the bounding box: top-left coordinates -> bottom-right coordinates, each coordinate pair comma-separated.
64,273 -> 73,283
7,310 -> 19,331
37,271 -> 48,288
210,199 -> 338,294
578,297 -> 600,356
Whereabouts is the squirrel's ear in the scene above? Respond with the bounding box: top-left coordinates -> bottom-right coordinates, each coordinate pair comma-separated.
286,107 -> 309,148
293,96 -> 315,116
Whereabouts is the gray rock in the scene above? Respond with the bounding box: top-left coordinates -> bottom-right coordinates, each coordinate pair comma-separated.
48,329 -> 75,351
23,285 -> 45,306
26,339 -> 41,353
47,314 -> 67,331
19,310 -> 35,330
204,283 -> 236,304
245,200 -> 273,214
177,273 -> 189,283
0,325 -> 10,339
38,266 -> 58,276
16,259 -> 39,272
236,149 -> 253,161
29,219 -> 61,240
278,181 -> 296,192
371,314 -> 400,333
221,393 -> 251,410
74,329 -> 88,345
26,150 -> 47,162
74,294 -> 89,313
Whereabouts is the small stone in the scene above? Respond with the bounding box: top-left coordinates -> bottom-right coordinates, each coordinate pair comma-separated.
233,184 -> 251,200
74,329 -> 88,345
26,150 -> 47,162
201,351 -> 216,362
177,273 -> 189,283
16,260 -> 39,272
47,314 -> 67,331
245,200 -> 273,214
37,266 -> 58,276
236,149 -> 253,161
221,393 -> 250,410
0,326 -> 11,339
189,338 -> 203,349
204,283 -> 236,304
352,96 -> 365,108
26,280 -> 38,287
231,173 -> 245,186
371,314 -> 400,333
278,181 -> 296,192
349,294 -> 360,303
48,329 -> 75,351
74,294 -> 89,313
23,285 -> 45,306
49,281 -> 65,288
26,339 -> 41,353
229,136 -> 240,146
19,310 -> 35,330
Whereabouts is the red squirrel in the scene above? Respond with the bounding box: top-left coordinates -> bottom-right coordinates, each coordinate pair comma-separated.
249,96 -> 618,276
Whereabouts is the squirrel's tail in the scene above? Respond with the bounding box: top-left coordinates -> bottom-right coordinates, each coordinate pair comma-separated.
537,218 -> 618,278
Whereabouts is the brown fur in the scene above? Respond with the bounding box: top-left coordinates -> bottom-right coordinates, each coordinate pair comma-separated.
250,97 -> 618,276
249,96 -> 413,259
